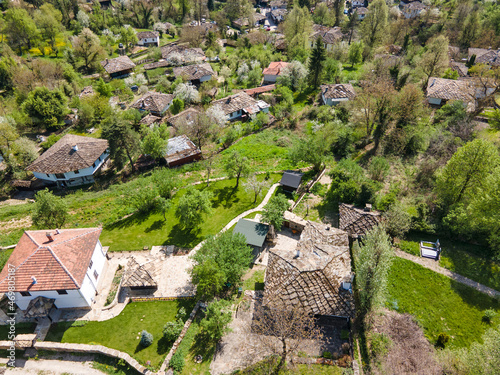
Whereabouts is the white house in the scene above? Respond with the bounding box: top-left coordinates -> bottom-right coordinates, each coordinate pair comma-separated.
320,84 -> 357,106
262,61 -> 289,83
309,25 -> 345,52
211,92 -> 270,121
0,228 -> 107,310
352,0 -> 365,7
136,31 -> 160,47
27,134 -> 109,188
426,77 -> 475,110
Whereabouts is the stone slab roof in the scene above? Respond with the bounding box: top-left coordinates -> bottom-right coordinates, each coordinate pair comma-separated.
161,44 -> 206,64
426,77 -> 475,102
0,228 -> 102,292
450,61 -> 468,77
166,107 -> 201,128
27,134 -> 108,174
403,1 -> 426,10
233,219 -> 270,247
320,84 -> 356,100
165,135 -> 201,164
233,13 -> 267,27
100,56 -> 136,74
311,25 -> 345,45
211,92 -> 260,115
339,203 -> 381,238
173,63 -> 215,81
79,86 -> 95,98
122,258 -> 157,288
140,114 -> 163,126
137,31 -> 159,40
131,91 -> 174,114
25,296 -> 55,318
264,221 -> 354,317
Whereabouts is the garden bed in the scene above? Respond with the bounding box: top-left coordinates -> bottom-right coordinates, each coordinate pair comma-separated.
105,265 -> 124,307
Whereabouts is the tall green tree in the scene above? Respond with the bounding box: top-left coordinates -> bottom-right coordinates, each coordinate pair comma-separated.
348,40 -> 364,68
32,189 -> 68,229
142,129 -> 166,161
4,8 -> 40,54
418,35 -> 449,88
191,230 -> 252,299
119,26 -> 138,51
283,1 -> 313,61
289,134 -> 327,171
34,4 -> 64,52
224,151 -> 251,188
175,186 -> 213,228
101,115 -> 140,172
307,37 -> 326,88
361,0 -> 388,48
353,225 -> 393,315
73,28 -> 105,72
435,139 -> 500,207
262,194 -> 291,233
200,299 -> 233,342
22,87 -> 68,128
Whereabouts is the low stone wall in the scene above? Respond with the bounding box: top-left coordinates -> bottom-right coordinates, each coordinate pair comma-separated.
130,296 -> 194,302
159,301 -> 201,374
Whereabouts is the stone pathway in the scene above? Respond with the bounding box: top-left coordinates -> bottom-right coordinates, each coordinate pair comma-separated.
394,250 -> 500,298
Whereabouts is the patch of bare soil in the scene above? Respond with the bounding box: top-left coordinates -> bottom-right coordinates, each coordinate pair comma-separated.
1,216 -> 32,232
369,309 -> 442,375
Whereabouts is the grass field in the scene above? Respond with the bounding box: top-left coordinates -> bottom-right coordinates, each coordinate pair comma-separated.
0,322 -> 36,338
45,300 -> 195,370
387,257 -> 500,348
397,232 -> 500,292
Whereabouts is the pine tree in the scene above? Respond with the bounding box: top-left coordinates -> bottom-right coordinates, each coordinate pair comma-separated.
308,37 -> 326,88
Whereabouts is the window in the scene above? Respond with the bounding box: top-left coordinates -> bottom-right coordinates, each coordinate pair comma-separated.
20,291 -> 31,297
56,290 -> 68,295
89,260 -> 93,269
74,170 -> 80,174
55,173 -> 65,179
94,270 -> 99,280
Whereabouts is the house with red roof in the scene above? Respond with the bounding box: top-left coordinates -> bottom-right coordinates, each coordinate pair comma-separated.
0,228 -> 107,310
263,61 -> 289,83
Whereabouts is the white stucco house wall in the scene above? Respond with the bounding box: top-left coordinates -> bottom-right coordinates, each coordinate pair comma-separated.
320,84 -> 357,106
27,134 -> 109,188
137,31 -> 160,47
0,228 -> 107,310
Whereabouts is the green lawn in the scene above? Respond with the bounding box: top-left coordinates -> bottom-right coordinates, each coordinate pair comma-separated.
0,322 -> 36,338
178,318 -> 216,375
101,174 -> 280,251
387,257 -> 500,348
397,233 -> 500,292
45,300 -> 195,370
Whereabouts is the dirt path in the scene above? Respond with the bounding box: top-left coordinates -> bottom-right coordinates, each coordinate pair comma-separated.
3,358 -> 106,374
395,249 -> 500,298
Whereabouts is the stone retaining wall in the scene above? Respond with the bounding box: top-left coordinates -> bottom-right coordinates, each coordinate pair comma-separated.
159,301 -> 201,374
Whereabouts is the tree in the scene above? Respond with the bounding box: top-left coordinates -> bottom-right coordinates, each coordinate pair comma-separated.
140,330 -> 153,347
76,10 -> 90,28
73,28 -> 105,72
175,186 -> 213,228
262,194 -> 291,233
383,202 -> 412,239
353,225 -> 393,315
152,168 -> 177,199
435,139 -> 500,207
119,26 -> 138,51
131,0 -> 154,29
224,151 -> 250,188
142,128 -> 166,161
361,0 -> 388,48
32,189 -> 68,229
34,4 -> 64,52
22,87 -> 68,128
283,2 -> 313,61
4,8 -> 40,54
313,3 -> 335,27
276,60 -> 308,91
308,37 -> 326,88
0,117 -> 19,159
207,0 -> 215,12
348,40 -> 364,68
289,135 -> 327,171
170,98 -> 184,115
173,83 -> 200,103
101,115 -> 140,172
200,299 -> 233,342
252,305 -> 323,374
418,35 -> 449,88
191,230 -> 253,298
163,318 -> 184,342
206,105 -> 227,128
244,175 -> 269,203
394,84 -> 424,127
344,10 -> 359,44
178,112 -> 213,151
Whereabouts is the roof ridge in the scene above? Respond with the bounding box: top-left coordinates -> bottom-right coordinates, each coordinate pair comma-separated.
25,231 -> 40,247
50,228 -> 100,249
46,246 -> 80,288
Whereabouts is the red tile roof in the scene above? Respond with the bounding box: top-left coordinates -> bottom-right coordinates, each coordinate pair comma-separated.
0,228 -> 102,292
263,61 -> 289,76
244,84 -> 276,96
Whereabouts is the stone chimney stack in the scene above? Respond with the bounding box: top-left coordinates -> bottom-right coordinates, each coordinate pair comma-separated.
46,232 -> 53,242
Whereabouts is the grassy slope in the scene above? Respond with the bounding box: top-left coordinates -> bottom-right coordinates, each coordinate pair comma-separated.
45,300 -> 195,369
397,232 -> 500,292
387,257 -> 500,348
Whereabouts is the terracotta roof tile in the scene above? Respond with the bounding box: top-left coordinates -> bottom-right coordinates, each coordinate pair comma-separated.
27,134 -> 108,174
262,61 -> 288,76
0,228 -> 102,292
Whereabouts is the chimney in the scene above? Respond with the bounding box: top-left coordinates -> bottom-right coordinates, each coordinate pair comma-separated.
325,226 -> 330,231
296,249 -> 300,258
31,276 -> 37,284
56,229 -> 61,235
46,232 -> 53,242
364,203 -> 372,212
72,145 -> 79,151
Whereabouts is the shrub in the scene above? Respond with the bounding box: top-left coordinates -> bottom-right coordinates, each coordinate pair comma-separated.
140,330 -> 153,347
435,332 -> 450,348
163,319 -> 184,342
369,332 -> 391,360
483,309 -> 497,324
169,351 -> 185,373
322,351 -> 332,359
